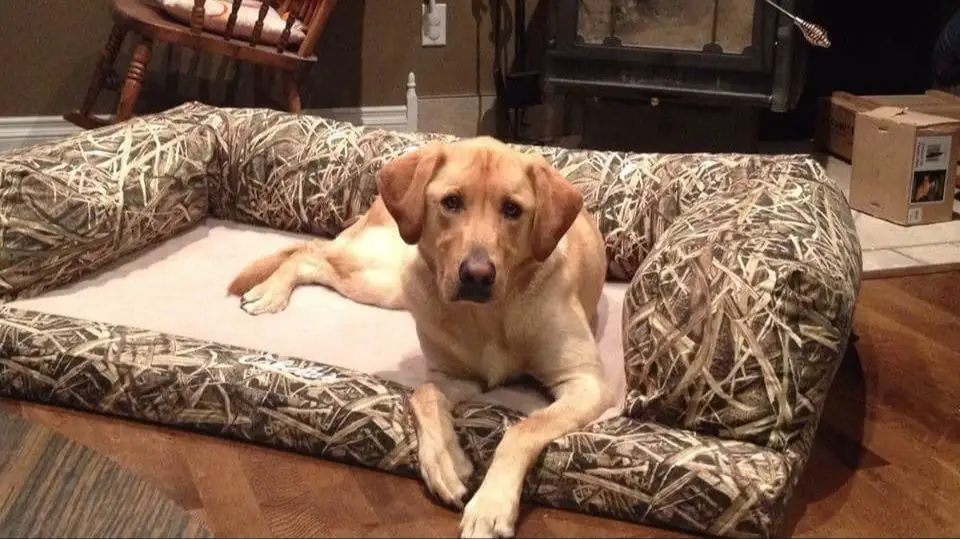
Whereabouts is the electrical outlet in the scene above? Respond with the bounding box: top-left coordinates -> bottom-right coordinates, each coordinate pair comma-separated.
422,2 -> 447,47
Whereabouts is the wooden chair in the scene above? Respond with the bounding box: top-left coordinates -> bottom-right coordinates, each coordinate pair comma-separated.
65,0 -> 338,129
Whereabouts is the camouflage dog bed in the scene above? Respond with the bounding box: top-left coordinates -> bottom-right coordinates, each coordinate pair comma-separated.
0,102 -> 862,538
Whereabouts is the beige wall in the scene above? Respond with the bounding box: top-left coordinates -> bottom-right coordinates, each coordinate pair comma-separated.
0,0 -> 545,116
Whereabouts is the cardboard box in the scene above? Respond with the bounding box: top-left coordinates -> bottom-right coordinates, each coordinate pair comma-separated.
817,90 -> 960,161
850,107 -> 959,226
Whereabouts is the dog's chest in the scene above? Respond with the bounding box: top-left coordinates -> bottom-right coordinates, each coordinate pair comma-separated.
473,338 -> 521,388
431,317 -> 526,389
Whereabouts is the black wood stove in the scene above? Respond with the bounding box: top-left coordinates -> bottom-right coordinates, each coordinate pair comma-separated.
545,0 -> 808,112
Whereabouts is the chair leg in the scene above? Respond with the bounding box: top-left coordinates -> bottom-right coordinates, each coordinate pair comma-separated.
64,24 -> 127,129
224,59 -> 242,106
115,37 -> 154,123
282,71 -> 302,113
252,65 -> 269,107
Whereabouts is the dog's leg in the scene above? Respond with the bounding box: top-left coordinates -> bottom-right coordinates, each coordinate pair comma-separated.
460,365 -> 609,538
237,240 -> 333,315
234,223 -> 410,314
410,371 -> 483,509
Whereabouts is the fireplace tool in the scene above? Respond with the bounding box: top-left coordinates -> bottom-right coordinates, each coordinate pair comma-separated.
763,0 -> 831,48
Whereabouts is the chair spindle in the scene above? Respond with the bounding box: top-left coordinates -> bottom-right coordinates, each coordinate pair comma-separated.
224,0 -> 244,40
301,0 -> 315,23
277,0 -> 301,51
189,0 -> 205,33
250,1 -> 271,46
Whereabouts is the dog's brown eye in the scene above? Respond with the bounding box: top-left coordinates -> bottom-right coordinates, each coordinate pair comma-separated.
441,194 -> 463,211
502,200 -> 522,219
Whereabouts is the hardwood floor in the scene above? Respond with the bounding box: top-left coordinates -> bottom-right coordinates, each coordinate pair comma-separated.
2,271 -> 959,537
0,411 -> 209,538
783,271 -> 960,537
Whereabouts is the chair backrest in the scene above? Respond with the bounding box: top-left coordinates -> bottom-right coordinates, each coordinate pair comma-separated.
186,0 -> 338,57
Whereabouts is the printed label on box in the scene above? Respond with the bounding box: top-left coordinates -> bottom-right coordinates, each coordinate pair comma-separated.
907,206 -> 923,224
914,134 -> 952,171
909,134 -> 951,205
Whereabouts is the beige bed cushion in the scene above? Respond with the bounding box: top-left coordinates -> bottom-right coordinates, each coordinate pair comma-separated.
10,220 -> 629,418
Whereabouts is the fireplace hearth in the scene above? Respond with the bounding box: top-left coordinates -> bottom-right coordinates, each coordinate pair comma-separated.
545,0 -> 807,112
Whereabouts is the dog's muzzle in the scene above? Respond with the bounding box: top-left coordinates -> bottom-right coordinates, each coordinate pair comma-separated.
455,248 -> 496,303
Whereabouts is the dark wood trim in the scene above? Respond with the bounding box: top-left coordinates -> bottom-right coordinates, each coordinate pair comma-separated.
863,261 -> 960,280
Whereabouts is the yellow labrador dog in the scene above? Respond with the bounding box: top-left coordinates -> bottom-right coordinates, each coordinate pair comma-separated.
228,137 -> 611,538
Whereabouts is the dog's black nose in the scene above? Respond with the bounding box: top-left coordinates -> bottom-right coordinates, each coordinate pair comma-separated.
456,249 -> 496,302
459,257 -> 496,287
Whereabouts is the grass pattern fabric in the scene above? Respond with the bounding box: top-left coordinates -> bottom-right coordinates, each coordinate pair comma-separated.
623,156 -> 861,450
0,105 -> 218,302
0,102 -> 862,538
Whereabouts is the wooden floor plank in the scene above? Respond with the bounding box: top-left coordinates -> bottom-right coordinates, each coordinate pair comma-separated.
238,444 -> 382,536
181,438 -> 271,538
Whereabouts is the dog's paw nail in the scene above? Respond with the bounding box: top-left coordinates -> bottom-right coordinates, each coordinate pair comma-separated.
453,483 -> 468,505
419,441 -> 473,510
238,287 -> 289,316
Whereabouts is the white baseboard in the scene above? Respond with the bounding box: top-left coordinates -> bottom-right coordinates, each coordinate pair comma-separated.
307,105 -> 410,133
0,105 -> 412,154
0,116 -> 85,153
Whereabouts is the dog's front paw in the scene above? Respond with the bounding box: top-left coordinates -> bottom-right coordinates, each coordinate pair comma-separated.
240,282 -> 291,315
459,489 -> 518,538
418,435 -> 474,509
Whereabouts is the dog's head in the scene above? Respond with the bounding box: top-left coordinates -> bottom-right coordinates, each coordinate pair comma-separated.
377,137 -> 583,304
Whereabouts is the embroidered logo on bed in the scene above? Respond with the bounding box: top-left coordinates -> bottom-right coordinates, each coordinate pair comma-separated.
238,354 -> 341,384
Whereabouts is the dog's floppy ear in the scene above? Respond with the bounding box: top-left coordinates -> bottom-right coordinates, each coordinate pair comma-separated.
378,143 -> 446,244
527,156 -> 583,261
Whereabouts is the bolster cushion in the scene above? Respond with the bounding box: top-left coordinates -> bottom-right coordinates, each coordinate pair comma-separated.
0,103 -> 219,302
204,107 -> 385,237
621,154 -> 862,450
0,306 -> 792,538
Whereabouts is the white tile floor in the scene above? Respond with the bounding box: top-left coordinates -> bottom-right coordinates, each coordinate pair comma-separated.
824,156 -> 960,277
